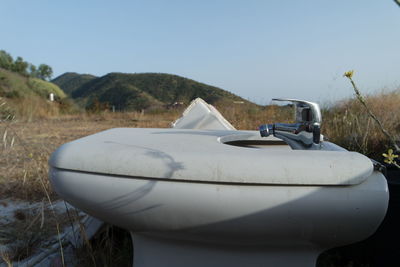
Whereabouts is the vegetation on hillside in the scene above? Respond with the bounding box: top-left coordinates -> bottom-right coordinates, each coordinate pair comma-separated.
53,72 -> 253,111
0,50 -> 74,120
0,68 -> 77,120
0,68 -> 65,99
0,50 -> 53,80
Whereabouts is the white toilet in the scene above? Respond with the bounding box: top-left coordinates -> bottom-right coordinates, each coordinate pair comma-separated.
49,99 -> 388,267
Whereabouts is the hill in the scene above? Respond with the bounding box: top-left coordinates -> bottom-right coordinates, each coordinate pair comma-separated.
0,68 -> 66,99
51,72 -> 96,95
0,68 -> 70,119
53,72 -> 252,111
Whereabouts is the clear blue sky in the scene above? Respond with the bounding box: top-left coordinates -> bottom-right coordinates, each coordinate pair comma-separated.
2,0 -> 399,104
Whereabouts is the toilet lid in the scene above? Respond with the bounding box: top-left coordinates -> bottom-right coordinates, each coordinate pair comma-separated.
49,128 -> 373,185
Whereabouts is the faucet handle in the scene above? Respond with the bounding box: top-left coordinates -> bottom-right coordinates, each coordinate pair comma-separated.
272,98 -> 322,124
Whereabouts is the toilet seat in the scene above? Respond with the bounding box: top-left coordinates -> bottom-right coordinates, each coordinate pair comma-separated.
50,128 -> 373,186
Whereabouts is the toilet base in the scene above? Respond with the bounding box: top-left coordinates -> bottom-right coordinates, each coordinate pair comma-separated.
131,233 -> 319,267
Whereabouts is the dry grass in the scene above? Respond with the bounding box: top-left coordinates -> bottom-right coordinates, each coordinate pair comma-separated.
3,96 -> 62,122
0,204 -> 70,262
215,102 -> 293,130
322,89 -> 400,159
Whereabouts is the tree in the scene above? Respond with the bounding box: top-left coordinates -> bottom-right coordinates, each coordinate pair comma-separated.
11,57 -> 29,75
0,50 -> 13,70
37,64 -> 53,80
29,64 -> 38,77
0,51 -> 53,80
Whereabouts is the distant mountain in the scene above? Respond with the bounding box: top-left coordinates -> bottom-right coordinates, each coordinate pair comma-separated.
52,72 -> 96,95
53,72 -> 252,111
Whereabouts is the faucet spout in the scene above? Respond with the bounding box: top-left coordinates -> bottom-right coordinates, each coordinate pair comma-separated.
259,99 -> 322,148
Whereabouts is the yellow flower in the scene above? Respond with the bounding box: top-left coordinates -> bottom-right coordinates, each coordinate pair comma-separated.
343,70 -> 354,79
382,149 -> 399,164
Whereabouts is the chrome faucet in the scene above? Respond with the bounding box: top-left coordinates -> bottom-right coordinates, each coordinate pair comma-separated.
259,98 -> 322,149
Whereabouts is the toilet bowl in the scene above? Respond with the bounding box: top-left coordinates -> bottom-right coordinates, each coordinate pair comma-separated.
49,127 -> 389,267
